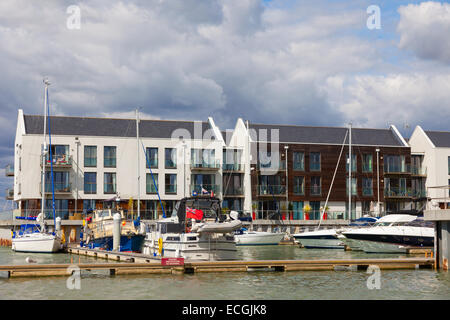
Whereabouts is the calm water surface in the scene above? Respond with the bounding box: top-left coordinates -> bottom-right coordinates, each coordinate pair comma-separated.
0,246 -> 449,300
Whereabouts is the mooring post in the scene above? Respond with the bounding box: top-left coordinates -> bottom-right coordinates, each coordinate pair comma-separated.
55,217 -> 62,237
424,209 -> 450,270
113,213 -> 121,252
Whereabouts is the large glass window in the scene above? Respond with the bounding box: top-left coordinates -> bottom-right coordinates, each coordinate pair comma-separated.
310,152 -> 321,171
362,154 -> 373,172
44,171 -> 70,192
165,174 -> 177,193
165,148 -> 176,168
293,152 -> 305,171
104,146 -> 116,168
192,174 -> 217,194
45,199 -> 69,219
310,176 -> 321,195
293,176 -> 304,195
104,173 -> 116,194
145,147 -> 158,168
384,155 -> 406,173
293,201 -> 304,220
84,172 -> 97,194
47,145 -> 69,164
83,200 -> 96,212
146,173 -> 158,194
84,146 -> 97,167
362,177 -> 372,196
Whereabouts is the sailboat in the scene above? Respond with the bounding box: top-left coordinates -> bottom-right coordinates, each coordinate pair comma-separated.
292,124 -> 353,249
12,79 -> 62,253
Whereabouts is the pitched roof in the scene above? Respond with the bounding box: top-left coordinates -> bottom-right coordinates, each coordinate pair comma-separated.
248,123 -> 406,147
23,115 -> 213,139
425,130 -> 450,148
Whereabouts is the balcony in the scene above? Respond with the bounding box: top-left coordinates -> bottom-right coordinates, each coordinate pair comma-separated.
191,184 -> 219,195
223,186 -> 244,196
41,154 -> 73,168
40,182 -> 72,194
384,187 -> 412,198
222,163 -> 244,172
411,166 -> 427,177
257,185 -> 286,197
5,164 -> 14,176
5,188 -> 13,200
362,187 -> 373,197
411,189 -> 427,198
383,164 -> 411,175
191,160 -> 220,171
258,161 -> 286,171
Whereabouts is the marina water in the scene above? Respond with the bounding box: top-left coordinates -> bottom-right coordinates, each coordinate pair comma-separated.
0,246 -> 449,300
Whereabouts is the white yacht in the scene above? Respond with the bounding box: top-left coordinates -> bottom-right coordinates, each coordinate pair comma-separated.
12,230 -> 62,253
341,214 -> 434,253
234,229 -> 286,246
293,229 -> 345,249
143,196 -> 242,261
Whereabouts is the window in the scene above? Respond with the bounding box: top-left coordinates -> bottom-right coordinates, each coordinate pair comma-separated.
293,201 -> 304,220
293,176 -> 304,195
192,174 -> 217,194
145,148 -> 158,168
104,173 -> 116,194
84,172 -> 97,194
309,201 -> 321,220
346,154 -> 357,172
310,176 -> 321,195
45,199 -> 69,219
44,171 -> 70,192
47,145 -> 70,164
223,149 -> 242,171
362,178 -> 372,196
165,148 -> 176,168
84,146 -> 97,167
293,152 -> 304,171
146,173 -> 158,194
346,178 -> 357,195
384,155 -> 406,173
362,154 -> 373,172
165,174 -> 177,193
104,146 -> 116,168
83,200 -> 96,212
310,153 -> 321,171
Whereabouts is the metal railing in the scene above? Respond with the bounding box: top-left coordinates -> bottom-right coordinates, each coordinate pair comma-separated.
5,164 -> 14,176
41,154 -> 73,167
5,188 -> 14,200
257,185 -> 286,195
190,184 -> 219,194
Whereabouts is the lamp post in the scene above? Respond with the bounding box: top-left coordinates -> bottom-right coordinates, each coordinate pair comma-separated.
284,145 -> 289,217
75,137 -> 81,215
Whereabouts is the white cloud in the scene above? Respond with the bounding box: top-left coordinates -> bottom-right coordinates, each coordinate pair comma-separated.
397,1 -> 450,64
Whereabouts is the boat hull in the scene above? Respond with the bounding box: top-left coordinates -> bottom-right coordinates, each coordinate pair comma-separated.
235,232 -> 285,246
143,232 -> 237,261
12,233 -> 61,253
293,230 -> 345,249
85,235 -> 145,252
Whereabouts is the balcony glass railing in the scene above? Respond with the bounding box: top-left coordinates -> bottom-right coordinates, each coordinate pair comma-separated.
191,184 -> 219,194
258,185 -> 286,195
5,164 -> 14,176
42,182 -> 72,193
222,163 -> 243,171
42,154 -> 72,166
191,160 -> 220,169
258,161 -> 286,170
384,164 -> 410,174
411,189 -> 427,198
362,187 -> 373,196
384,187 -> 411,197
223,186 -> 244,196
411,166 -> 427,176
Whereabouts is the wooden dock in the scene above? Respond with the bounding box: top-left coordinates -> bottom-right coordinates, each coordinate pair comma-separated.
0,246 -> 435,278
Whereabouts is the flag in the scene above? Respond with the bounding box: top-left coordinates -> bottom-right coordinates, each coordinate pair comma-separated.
186,207 -> 204,220
210,190 -> 214,197
201,187 -> 209,195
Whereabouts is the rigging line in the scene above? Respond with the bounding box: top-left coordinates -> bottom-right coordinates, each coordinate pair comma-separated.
141,141 -> 166,218
46,87 -> 57,229
317,130 -> 348,231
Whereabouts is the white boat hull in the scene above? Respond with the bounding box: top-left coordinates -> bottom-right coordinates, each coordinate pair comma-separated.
235,232 -> 285,246
12,233 -> 62,253
293,229 -> 344,249
143,232 -> 237,261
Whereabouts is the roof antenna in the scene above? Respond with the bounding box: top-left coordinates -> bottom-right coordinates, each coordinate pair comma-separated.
403,121 -> 410,130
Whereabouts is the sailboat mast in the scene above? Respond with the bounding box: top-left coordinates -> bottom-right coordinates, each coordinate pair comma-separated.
348,122 -> 352,221
136,108 -> 141,218
41,80 -> 49,218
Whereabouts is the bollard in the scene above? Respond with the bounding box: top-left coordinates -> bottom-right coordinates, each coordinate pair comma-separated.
113,213 -> 121,252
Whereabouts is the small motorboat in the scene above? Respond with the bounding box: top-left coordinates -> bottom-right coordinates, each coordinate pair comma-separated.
292,229 -> 345,249
234,228 -> 285,246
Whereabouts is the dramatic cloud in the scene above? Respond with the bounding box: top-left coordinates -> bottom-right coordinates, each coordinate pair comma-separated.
397,1 -> 450,64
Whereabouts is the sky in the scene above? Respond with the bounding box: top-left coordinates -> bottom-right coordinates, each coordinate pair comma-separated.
1,0 -> 449,209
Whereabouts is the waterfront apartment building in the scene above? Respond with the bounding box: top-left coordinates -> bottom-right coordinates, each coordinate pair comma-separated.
408,126 -> 450,209
7,109 -> 417,221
